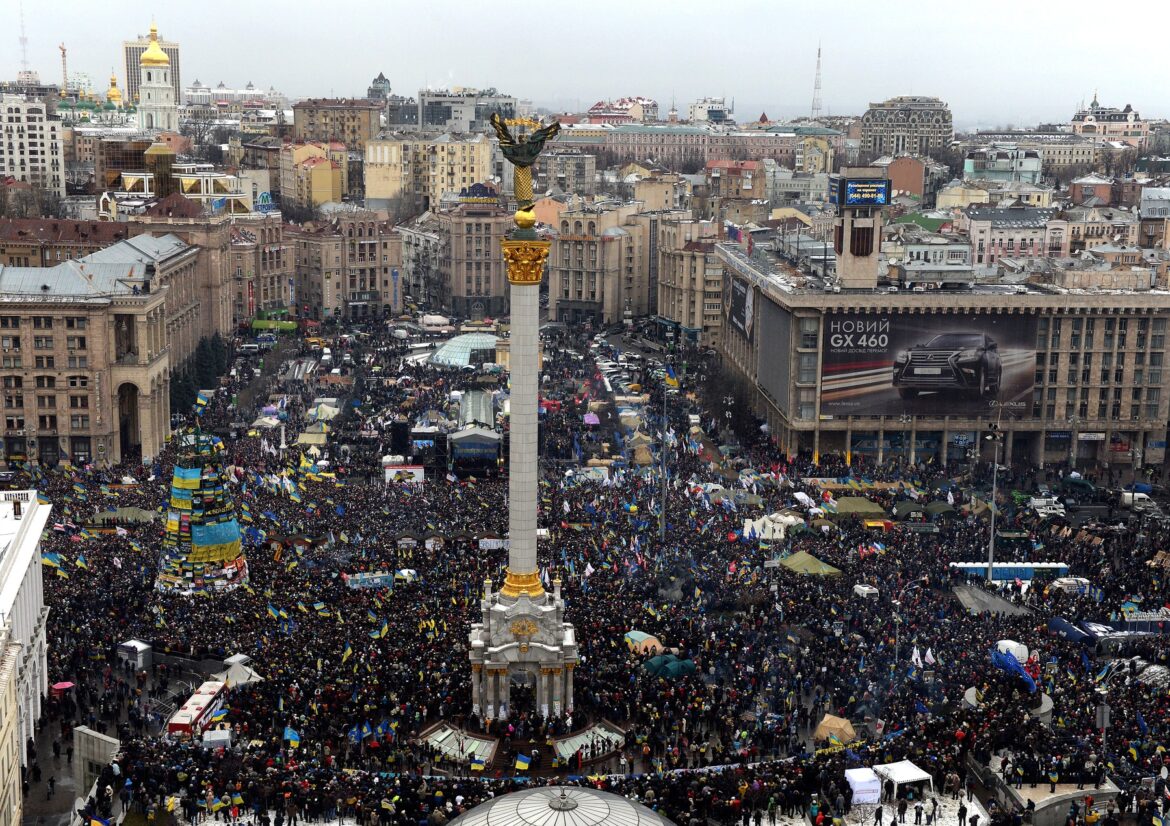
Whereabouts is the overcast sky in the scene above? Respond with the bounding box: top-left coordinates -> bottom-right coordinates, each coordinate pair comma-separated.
9,0 -> 1168,129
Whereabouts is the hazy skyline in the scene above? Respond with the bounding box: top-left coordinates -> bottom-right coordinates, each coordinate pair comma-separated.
7,0 -> 1169,129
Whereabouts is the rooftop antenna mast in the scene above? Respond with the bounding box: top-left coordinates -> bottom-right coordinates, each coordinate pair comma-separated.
18,0 -> 30,72
810,43 -> 823,120
59,43 -> 68,92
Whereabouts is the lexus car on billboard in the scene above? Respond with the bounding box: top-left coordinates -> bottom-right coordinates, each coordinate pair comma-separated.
820,313 -> 1036,416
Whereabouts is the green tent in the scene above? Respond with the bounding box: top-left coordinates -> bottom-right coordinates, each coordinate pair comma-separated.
251,319 -> 298,332
660,659 -> 697,678
643,654 -> 677,676
891,500 -> 926,520
925,501 -> 956,518
778,550 -> 842,577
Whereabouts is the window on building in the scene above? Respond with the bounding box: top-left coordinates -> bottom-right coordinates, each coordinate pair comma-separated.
32,316 -> 52,329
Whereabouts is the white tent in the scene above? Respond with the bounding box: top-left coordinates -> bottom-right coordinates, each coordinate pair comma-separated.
213,661 -> 264,686
845,768 -> 881,804
874,760 -> 934,797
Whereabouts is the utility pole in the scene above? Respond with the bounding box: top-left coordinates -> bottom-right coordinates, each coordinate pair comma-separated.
659,367 -> 669,540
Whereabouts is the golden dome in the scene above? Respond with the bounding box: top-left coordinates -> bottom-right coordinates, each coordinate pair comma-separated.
106,73 -> 123,107
140,23 -> 170,68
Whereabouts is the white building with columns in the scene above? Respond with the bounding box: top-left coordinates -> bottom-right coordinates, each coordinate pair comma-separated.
136,23 -> 177,132
0,491 -> 51,770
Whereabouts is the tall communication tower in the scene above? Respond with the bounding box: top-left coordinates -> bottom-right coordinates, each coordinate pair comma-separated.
18,0 -> 30,72
810,44 -> 823,120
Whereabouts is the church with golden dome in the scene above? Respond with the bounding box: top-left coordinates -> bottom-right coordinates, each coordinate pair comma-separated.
136,23 -> 177,132
105,73 -> 124,108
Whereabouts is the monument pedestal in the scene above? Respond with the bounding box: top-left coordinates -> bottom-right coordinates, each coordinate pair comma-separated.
469,578 -> 577,720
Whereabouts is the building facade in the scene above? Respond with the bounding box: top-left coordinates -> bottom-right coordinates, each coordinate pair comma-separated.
229,213 -> 291,324
364,133 -> 493,211
123,26 -> 181,105
288,213 -> 403,321
435,200 -> 511,318
1071,96 -> 1148,148
0,220 -> 130,266
860,96 -> 953,157
716,241 -> 1170,473
279,143 -> 343,210
656,218 -> 722,347
416,88 -> 517,133
549,201 -> 646,327
963,145 -> 1043,184
292,99 -> 381,151
533,150 -> 596,196
961,205 -> 1059,268
396,211 -> 441,309
0,95 -> 66,199
0,490 -> 51,787
135,24 -> 176,133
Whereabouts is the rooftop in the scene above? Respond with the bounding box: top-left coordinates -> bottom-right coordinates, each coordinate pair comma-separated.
449,787 -> 675,826
0,219 -> 130,246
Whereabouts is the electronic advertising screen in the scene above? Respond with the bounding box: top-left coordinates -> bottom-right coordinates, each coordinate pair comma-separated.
836,178 -> 891,207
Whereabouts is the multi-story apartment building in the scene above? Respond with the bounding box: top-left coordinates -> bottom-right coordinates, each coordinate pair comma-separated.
292,99 -> 381,151
656,218 -> 722,347
717,233 -> 1170,472
0,219 -> 130,266
0,95 -> 66,199
416,87 -> 517,132
123,26 -> 181,104
960,205 -> 1060,269
860,96 -> 953,157
288,212 -> 402,321
533,149 -> 596,196
688,98 -> 732,124
279,143 -> 344,210
435,196 -> 511,318
1071,96 -> 1148,149
963,144 -> 1043,184
549,201 -> 646,327
364,133 -> 493,211
229,213 -> 291,324
397,211 -> 442,309
557,124 -> 846,173
1053,205 -> 1140,256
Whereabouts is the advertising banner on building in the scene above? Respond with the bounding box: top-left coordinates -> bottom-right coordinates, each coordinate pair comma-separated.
726,276 -> 754,340
821,313 -> 1036,416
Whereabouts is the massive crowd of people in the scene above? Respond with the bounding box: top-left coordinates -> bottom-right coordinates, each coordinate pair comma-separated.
22,324 -> 1170,826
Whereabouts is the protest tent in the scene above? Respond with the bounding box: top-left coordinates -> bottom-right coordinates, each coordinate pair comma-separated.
874,760 -> 935,797
94,507 -> 157,525
643,654 -> 677,676
624,631 -> 664,655
214,660 -> 264,686
834,497 -> 888,517
891,500 -> 926,521
925,501 -> 957,519
779,550 -> 842,577
845,768 -> 881,804
813,714 -> 857,743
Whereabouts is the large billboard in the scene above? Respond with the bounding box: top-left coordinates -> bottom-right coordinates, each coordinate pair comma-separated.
821,313 -> 1036,416
726,276 -> 755,340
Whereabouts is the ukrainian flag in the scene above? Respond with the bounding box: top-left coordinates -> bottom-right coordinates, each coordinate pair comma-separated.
471,757 -> 486,771
665,364 -> 679,387
515,753 -> 532,770
232,793 -> 245,806
75,553 -> 88,570
211,708 -> 229,722
267,604 -> 279,620
284,726 -> 301,748
40,553 -> 61,568
342,642 -> 353,663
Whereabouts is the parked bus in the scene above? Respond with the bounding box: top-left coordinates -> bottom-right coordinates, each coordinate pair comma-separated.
166,681 -> 227,737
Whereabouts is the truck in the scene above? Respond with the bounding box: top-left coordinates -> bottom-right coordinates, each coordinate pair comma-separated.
1028,496 -> 1067,518
1119,490 -> 1154,509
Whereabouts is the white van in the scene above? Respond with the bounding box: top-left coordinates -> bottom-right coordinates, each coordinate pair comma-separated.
239,343 -> 260,355
1028,496 -> 1066,518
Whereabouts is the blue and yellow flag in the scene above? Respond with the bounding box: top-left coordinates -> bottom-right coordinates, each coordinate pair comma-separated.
515,753 -> 532,770
284,726 -> 300,748
665,364 -> 679,388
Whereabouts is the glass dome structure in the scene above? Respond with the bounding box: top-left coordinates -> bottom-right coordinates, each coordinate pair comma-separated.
449,786 -> 675,826
429,333 -> 499,368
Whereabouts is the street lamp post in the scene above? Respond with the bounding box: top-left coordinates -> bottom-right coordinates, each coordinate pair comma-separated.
986,418 -> 1005,584
894,576 -> 929,666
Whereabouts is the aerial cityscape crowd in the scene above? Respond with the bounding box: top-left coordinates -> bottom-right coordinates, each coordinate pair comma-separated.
2,8 -> 1170,826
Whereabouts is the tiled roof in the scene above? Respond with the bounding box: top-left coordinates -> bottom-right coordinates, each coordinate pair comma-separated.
0,219 -> 129,245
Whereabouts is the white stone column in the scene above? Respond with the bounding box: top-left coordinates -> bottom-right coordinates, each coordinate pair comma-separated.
485,670 -> 496,720
550,668 -> 562,717
507,281 -> 540,580
499,668 -> 511,720
565,665 -> 574,712
471,666 -> 481,715
537,669 -> 548,718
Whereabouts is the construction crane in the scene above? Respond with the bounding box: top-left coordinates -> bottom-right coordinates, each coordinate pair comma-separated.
59,43 -> 68,96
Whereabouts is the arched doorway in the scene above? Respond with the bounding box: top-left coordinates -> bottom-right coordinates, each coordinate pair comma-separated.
117,383 -> 141,463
